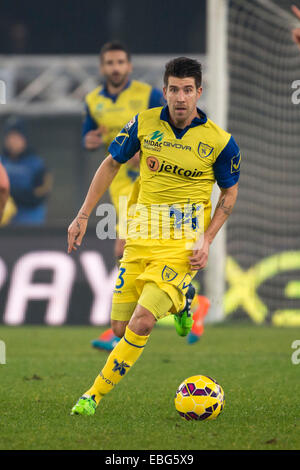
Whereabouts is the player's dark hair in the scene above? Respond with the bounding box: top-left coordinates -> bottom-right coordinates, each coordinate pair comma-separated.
164,57 -> 202,89
100,41 -> 131,62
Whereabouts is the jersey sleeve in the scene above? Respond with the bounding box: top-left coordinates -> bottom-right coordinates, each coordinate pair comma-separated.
82,102 -> 98,145
213,135 -> 241,188
108,114 -> 140,164
148,87 -> 165,108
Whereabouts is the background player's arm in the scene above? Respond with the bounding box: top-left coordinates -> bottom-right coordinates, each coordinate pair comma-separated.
84,128 -> 103,150
292,5 -> 300,49
68,155 -> 121,252
0,163 -> 10,222
82,103 -> 107,150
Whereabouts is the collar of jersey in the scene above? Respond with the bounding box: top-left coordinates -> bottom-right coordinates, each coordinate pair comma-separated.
99,80 -> 132,102
160,105 -> 207,139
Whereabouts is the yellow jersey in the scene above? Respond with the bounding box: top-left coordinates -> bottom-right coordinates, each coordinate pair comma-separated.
109,105 -> 241,248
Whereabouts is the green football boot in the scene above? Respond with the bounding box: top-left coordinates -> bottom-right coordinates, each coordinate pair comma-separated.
71,395 -> 97,416
174,284 -> 195,337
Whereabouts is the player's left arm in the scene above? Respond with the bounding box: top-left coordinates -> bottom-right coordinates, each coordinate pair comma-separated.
190,136 -> 240,271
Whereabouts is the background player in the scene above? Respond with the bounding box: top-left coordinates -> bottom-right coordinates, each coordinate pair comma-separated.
82,41 -> 207,350
68,56 -> 240,416
0,116 -> 52,225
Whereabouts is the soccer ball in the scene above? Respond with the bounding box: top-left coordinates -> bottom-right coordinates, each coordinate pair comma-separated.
174,375 -> 225,421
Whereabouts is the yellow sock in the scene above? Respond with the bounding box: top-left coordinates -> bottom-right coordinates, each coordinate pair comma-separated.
85,326 -> 149,405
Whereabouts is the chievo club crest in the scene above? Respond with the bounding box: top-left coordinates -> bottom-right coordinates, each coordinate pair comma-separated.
162,266 -> 178,282
197,142 -> 214,158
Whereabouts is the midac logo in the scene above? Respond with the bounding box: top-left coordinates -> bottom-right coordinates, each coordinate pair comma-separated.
149,130 -> 164,142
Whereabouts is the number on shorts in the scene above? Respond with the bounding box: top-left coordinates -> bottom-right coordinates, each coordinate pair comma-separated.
116,267 -> 126,289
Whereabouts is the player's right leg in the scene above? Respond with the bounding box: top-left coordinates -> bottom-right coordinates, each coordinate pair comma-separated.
71,302 -> 138,416
71,280 -> 173,416
71,262 -> 141,415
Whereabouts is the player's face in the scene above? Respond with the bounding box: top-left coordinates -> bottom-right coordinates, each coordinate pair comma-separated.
163,77 -> 202,127
100,50 -> 132,88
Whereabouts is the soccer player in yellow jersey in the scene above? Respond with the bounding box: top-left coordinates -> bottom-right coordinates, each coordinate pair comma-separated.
83,42 -> 207,349
83,41 -> 164,350
68,57 -> 240,416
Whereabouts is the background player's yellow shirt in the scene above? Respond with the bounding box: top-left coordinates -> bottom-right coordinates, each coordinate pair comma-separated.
109,106 -> 241,244
84,80 -> 164,218
85,80 -> 153,146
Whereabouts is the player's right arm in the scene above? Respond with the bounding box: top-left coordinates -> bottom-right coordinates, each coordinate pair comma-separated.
68,115 -> 140,253
68,155 -> 120,252
0,162 -> 10,223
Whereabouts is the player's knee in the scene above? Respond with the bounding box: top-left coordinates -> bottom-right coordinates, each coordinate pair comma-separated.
111,320 -> 128,338
129,305 -> 156,336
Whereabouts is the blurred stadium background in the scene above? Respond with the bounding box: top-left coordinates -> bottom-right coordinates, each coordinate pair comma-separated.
1,0 -> 300,328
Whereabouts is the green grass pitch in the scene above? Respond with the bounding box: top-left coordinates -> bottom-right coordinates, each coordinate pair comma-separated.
0,323 -> 300,450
